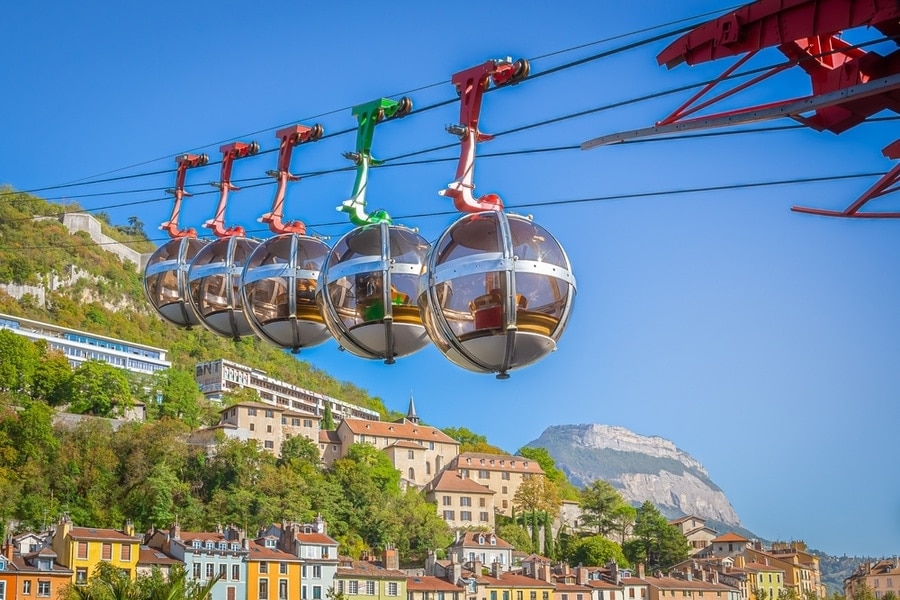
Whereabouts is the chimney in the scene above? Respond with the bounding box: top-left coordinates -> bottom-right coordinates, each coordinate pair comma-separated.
576,566 -> 588,586
170,521 -> 181,541
124,520 -> 135,537
315,514 -> 326,535
473,559 -> 483,577
426,550 -> 436,576
383,546 -> 399,571
4,538 -> 14,561
637,563 -> 645,579
492,561 -> 502,579
450,555 -> 462,585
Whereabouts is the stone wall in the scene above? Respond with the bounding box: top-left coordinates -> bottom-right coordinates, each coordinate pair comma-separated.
60,213 -> 149,270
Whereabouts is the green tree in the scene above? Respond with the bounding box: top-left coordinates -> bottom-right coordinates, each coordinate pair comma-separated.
32,343 -> 72,404
444,426 -> 505,453
321,403 -> 335,430
388,488 -> 452,564
151,368 -> 203,427
0,329 -> 40,393
570,535 -> 628,567
517,446 -> 580,500
624,501 -> 690,571
513,475 -> 561,557
66,360 -> 133,417
580,480 -> 627,536
497,523 -> 533,554
609,504 -> 637,544
851,586 -> 875,600
279,436 -> 321,466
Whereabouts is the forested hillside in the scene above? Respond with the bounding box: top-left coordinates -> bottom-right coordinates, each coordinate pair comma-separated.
0,187 -> 391,417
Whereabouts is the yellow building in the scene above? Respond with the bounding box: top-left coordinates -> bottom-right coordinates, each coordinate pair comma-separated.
475,570 -> 556,600
448,453 -> 545,516
50,515 -> 142,584
334,557 -> 407,600
246,535 -> 303,600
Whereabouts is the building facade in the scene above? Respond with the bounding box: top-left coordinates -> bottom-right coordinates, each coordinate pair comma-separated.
50,516 -> 142,584
447,453 -> 545,516
193,359 -> 379,421
0,312 -> 170,375
425,471 -> 496,530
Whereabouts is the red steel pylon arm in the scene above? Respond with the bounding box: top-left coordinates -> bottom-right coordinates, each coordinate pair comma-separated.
439,58 -> 529,213
161,153 -> 208,238
792,140 -> 900,217
204,141 -> 259,238
259,124 -> 323,236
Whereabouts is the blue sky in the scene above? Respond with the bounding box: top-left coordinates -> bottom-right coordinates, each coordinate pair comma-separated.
2,1 -> 899,558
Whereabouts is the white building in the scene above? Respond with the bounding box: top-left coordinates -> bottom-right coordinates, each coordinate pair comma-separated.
0,312 -> 170,375
194,358 -> 379,421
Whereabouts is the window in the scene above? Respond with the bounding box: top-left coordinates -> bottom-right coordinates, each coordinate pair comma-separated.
543,593 -> 549,600
228,588 -> 236,600
193,564 -> 202,579
249,408 -> 257,416
349,582 -> 359,594
337,582 -> 345,594
280,580 -> 289,600
501,486 -> 508,494
219,542 -> 228,550
367,581 -> 376,595
460,497 -> 472,507
478,470 -> 489,479
531,593 -> 537,600
443,510 -> 455,520
267,425 -> 273,433
443,496 -> 452,506
304,419 -> 313,427
38,582 -> 50,598
261,562 -> 269,574
23,581 -> 32,595
266,409 -> 274,418
387,583 -> 398,597
250,423 -> 256,431
260,579 -> 269,600
77,542 -> 88,560
461,511 -> 472,521
562,595 -> 568,600
207,564 -> 215,579
517,592 -> 524,600
479,498 -> 486,507
491,592 -> 498,600
232,564 -> 240,580
303,587 -> 308,599
219,565 -> 227,579
502,500 -> 508,509
408,450 -> 415,459
313,565 -> 322,578
280,563 -> 288,575
409,467 -> 415,480
480,512 -> 489,522
501,472 -> 510,480
0,581 -> 5,600
102,543 -> 112,560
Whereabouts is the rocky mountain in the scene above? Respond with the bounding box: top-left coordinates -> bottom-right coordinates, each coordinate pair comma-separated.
526,424 -> 742,527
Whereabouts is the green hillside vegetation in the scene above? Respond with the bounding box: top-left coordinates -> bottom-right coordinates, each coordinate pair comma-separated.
0,188 -> 391,418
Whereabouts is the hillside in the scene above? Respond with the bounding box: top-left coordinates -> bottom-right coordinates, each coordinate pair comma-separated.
0,188 -> 392,417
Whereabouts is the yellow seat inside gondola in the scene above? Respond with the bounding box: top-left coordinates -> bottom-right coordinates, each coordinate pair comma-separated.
515,310 -> 558,337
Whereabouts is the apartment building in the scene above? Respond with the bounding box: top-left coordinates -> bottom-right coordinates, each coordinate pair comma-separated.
447,453 -> 545,516
669,516 -> 717,554
845,558 -> 900,600
194,358 -> 379,421
425,470 -> 496,530
0,312 -> 170,375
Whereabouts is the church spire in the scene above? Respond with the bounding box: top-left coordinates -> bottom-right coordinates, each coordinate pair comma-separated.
406,392 -> 420,424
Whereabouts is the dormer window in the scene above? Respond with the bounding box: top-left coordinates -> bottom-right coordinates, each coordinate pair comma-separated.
489,535 -> 496,546
265,539 -> 276,548
231,543 -> 240,551
478,535 -> 485,545
192,540 -> 201,549
480,459 -> 485,465
510,460 -> 516,467
466,458 -> 471,464
524,461 -> 529,468
0,559 -> 6,570
205,541 -> 214,549
218,542 -> 227,550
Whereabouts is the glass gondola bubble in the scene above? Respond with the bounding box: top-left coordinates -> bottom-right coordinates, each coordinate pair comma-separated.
318,221 -> 430,362
419,210 -> 575,377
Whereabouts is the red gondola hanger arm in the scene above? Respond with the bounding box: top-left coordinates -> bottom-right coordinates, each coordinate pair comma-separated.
161,153 -> 208,239
439,57 -> 529,214
205,141 -> 259,238
260,124 -> 323,236
792,140 -> 900,218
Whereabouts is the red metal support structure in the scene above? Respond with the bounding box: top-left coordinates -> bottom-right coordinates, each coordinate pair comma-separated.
161,153 -> 208,238
205,141 -> 259,237
440,58 -> 529,213
259,124 -> 323,235
581,0 -> 900,217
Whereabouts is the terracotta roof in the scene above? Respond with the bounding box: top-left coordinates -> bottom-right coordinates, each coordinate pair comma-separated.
68,527 -> 140,542
479,572 -> 555,588
711,532 -> 750,543
452,452 -> 545,474
521,553 -> 552,564
428,470 -> 495,495
320,430 -> 341,443
11,554 -> 72,574
406,576 -> 461,592
283,409 -> 319,419
669,515 -> 705,525
336,560 -> 406,579
223,401 -> 284,412
138,546 -> 182,566
340,418 -> 458,445
248,539 -> 300,561
643,576 -> 735,591
388,440 -> 424,449
296,531 -> 339,545
555,584 -> 594,592
743,562 -> 785,572
586,580 -> 622,590
450,531 -> 512,549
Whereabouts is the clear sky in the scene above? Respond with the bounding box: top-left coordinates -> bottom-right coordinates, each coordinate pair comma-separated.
2,1 -> 898,559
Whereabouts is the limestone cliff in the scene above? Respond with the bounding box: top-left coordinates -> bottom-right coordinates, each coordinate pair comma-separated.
525,424 -> 742,527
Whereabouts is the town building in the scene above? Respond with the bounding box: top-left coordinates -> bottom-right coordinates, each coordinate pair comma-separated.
146,523 -> 250,600
136,545 -> 182,577
245,534 -> 303,600
407,574 -> 464,600
669,516 -> 717,554
324,407 -> 459,487
1,539 -> 72,600
448,533 -> 514,573
50,515 -> 142,584
446,453 -> 545,516
844,558 -> 900,600
334,552 -> 407,600
0,312 -> 170,375
265,517 -> 340,600
425,470 -> 496,530
193,358 -> 379,421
